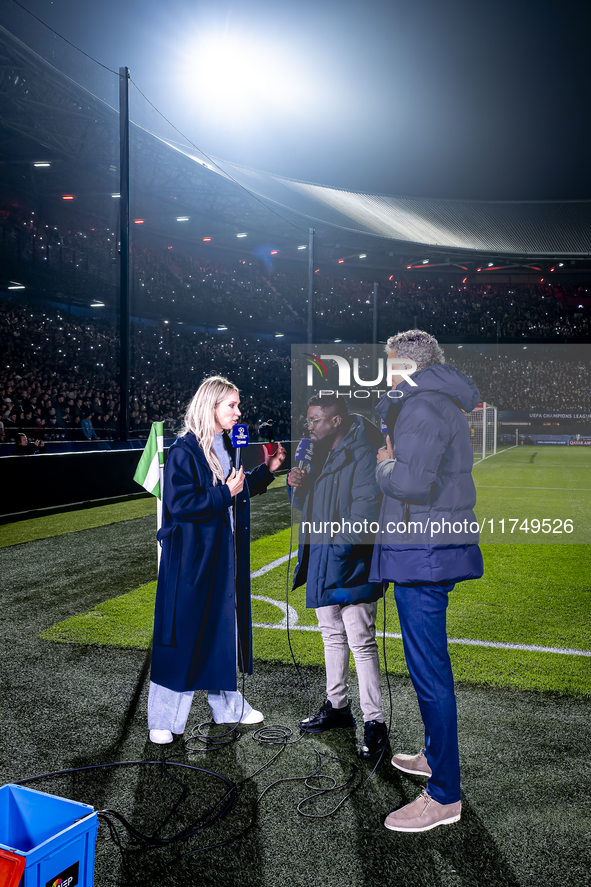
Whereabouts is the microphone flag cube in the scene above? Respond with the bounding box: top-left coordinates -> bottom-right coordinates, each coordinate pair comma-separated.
295,438 -> 314,470
231,424 -> 249,447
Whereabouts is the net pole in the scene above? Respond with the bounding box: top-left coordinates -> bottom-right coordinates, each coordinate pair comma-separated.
118,66 -> 130,442
372,281 -> 378,344
307,227 -> 314,344
493,406 -> 497,454
482,402 -> 487,460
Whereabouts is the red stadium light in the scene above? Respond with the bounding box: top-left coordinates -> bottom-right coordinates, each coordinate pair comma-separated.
406,265 -> 412,269
271,250 -> 278,255
315,269 -> 320,273
550,267 -> 555,272
62,195 -> 75,200
203,237 -> 211,242
134,219 -> 144,224
168,246 -> 173,249
388,275 -> 394,281
476,267 -> 482,272
338,259 -> 345,264
462,277 -> 467,284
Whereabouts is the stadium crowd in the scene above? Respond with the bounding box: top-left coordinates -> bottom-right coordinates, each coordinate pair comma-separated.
2,296 -> 590,447
2,203 -> 591,341
0,301 -> 291,442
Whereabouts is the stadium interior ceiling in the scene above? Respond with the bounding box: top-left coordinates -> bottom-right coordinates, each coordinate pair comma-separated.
1,21 -> 591,337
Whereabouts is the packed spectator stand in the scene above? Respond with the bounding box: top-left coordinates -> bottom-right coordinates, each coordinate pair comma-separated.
2,201 -> 591,449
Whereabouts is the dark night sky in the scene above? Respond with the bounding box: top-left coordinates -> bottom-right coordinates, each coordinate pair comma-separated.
6,0 -> 591,200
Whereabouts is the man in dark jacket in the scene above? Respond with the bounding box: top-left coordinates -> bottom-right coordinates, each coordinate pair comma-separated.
288,394 -> 388,760
370,330 -> 483,833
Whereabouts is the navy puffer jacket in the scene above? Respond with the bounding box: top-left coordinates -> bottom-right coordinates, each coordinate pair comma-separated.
369,363 -> 484,585
291,414 -> 383,607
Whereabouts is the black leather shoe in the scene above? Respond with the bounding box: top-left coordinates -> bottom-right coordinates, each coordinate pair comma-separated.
360,720 -> 389,760
299,700 -> 356,733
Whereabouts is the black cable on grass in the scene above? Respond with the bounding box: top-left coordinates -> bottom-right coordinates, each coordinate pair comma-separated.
15,514 -> 393,865
285,492 -> 313,720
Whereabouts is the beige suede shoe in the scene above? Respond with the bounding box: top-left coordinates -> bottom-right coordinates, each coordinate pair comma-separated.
384,789 -> 461,832
391,750 -> 432,777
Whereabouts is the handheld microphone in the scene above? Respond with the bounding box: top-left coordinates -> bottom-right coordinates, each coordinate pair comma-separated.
231,423 -> 249,471
294,437 -> 314,472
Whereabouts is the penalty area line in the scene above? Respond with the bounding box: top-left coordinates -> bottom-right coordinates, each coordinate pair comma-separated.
252,622 -> 591,657
251,553 -> 591,657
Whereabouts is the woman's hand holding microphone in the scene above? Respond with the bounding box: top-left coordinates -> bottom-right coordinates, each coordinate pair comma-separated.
226,465 -> 245,497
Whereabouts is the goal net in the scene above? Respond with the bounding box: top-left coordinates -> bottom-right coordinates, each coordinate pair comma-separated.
466,402 -> 497,459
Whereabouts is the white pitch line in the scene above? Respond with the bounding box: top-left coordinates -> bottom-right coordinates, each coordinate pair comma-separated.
252,553 -> 591,657
477,486 -> 591,491
251,620 -> 591,657
251,549 -> 298,578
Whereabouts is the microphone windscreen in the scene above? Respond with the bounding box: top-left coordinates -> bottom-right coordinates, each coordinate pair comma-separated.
231,424 -> 249,447
295,438 -> 314,466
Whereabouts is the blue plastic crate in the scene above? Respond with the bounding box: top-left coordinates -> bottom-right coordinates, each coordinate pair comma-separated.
0,784 -> 98,887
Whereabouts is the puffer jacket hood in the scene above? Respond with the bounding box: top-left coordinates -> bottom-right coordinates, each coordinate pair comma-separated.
377,363 -> 480,434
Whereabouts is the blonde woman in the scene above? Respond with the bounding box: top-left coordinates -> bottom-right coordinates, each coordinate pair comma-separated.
148,376 -> 286,743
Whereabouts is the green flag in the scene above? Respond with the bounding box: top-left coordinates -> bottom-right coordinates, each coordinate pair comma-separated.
133,421 -> 164,498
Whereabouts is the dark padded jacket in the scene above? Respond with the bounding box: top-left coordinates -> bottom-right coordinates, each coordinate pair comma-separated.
369,363 -> 484,585
291,414 -> 383,607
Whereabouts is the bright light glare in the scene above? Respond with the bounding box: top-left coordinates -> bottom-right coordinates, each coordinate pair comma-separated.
34,162 -> 50,167
176,216 -> 190,221
237,233 -> 247,238
298,245 -> 306,249
178,33 -> 309,126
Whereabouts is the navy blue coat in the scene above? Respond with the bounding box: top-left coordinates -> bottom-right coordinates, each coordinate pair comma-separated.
369,364 -> 484,585
150,432 -> 274,692
291,415 -> 383,607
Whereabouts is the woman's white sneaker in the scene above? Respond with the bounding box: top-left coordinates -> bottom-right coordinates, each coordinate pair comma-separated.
239,709 -> 264,725
149,729 -> 173,744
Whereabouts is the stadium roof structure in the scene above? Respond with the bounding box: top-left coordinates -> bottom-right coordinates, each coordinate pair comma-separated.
1,23 -> 591,264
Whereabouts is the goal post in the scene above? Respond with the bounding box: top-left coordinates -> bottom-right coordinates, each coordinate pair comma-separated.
466,402 -> 498,458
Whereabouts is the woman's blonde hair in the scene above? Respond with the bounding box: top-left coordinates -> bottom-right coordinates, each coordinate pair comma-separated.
181,375 -> 239,485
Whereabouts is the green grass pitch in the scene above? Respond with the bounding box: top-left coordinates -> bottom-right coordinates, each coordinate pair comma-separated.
4,457 -> 588,696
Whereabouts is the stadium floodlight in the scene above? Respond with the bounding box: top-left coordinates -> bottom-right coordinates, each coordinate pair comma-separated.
298,245 -> 306,249
422,259 -> 429,264
203,237 -> 212,242
8,282 -> 25,290
163,320 -> 169,324
559,262 -> 564,267
111,193 -> 121,198
275,333 -> 284,337
359,254 -> 367,259
176,216 -> 190,221
334,338 -> 342,342
217,325 -> 228,331
33,162 -> 50,167
488,262 -> 494,266
62,195 -> 75,200
134,219 -> 145,224
177,32 -> 308,129
90,301 -> 105,307
237,233 -> 247,238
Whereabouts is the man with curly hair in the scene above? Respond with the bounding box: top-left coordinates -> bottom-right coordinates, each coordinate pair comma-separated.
371,330 -> 483,832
